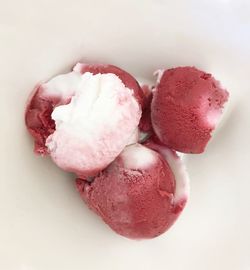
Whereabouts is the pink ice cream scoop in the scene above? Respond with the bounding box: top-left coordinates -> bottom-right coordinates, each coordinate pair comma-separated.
151,67 -> 229,153
76,143 -> 189,239
25,63 -> 143,177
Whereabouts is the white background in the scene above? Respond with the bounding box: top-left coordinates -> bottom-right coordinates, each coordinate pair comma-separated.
0,0 -> 250,269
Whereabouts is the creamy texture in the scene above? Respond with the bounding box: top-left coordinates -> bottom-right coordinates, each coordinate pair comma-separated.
42,72 -> 82,102
120,144 -> 157,170
154,69 -> 164,84
158,148 -> 189,203
144,142 -> 189,204
126,128 -> 139,145
73,63 -> 89,73
205,107 -> 223,127
45,72 -> 141,177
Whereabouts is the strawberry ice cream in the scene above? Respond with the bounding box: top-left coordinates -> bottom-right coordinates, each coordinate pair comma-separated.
151,67 -> 229,153
76,143 -> 189,239
25,61 -> 229,240
25,63 -> 143,177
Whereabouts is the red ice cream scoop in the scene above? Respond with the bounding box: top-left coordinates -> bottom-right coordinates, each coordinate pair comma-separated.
151,66 -> 229,153
76,143 -> 189,239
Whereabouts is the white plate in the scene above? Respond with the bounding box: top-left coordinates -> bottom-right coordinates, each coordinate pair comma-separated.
1,0 -> 250,269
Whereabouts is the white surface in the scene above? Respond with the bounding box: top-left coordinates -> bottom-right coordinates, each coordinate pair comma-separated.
121,144 -> 157,170
0,0 -> 250,270
159,148 -> 189,203
127,128 -> 139,145
43,71 -> 81,100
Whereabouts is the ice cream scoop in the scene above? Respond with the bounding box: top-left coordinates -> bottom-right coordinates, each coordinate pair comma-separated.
76,143 -> 189,239
151,67 -> 229,153
25,63 -> 143,177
